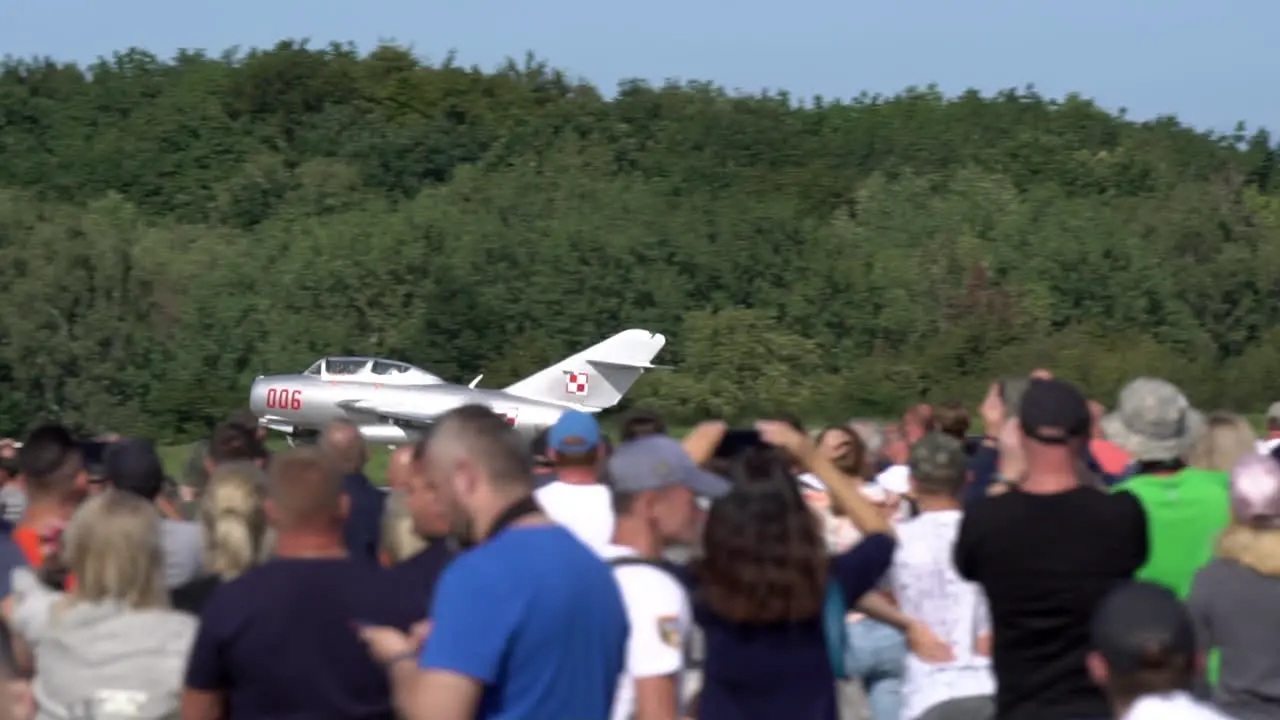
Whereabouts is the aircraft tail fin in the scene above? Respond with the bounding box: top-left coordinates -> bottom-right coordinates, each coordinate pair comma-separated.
502,329 -> 668,410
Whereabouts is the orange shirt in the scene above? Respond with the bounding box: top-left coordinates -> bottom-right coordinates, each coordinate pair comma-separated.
12,525 -> 77,591
12,526 -> 46,569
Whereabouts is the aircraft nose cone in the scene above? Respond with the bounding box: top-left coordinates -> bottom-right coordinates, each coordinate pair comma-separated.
249,377 -> 272,417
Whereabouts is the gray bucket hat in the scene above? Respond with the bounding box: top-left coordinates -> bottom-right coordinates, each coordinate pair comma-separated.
1101,377 -> 1204,463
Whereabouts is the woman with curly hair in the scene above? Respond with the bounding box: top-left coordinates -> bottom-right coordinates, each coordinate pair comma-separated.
683,420 -> 896,720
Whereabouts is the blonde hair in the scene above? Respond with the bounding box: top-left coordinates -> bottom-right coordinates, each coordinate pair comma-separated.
380,490 -> 427,565
1217,524 -> 1280,576
201,462 -> 271,580
1187,411 -> 1257,473
62,490 -> 168,609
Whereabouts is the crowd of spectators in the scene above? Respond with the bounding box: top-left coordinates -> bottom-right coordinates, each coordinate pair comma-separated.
0,371 -> 1271,720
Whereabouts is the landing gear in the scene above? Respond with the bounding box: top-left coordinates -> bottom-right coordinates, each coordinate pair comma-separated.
285,430 -> 320,448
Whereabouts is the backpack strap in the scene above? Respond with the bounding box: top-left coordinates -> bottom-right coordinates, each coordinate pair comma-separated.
609,556 -> 658,567
608,556 -> 674,572
608,556 -> 688,586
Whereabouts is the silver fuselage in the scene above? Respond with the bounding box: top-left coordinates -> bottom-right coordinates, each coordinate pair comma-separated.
249,375 -> 582,444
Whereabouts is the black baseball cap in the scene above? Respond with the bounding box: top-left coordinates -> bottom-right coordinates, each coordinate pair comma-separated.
1092,581 -> 1196,675
104,438 -> 167,502
1019,378 -> 1090,444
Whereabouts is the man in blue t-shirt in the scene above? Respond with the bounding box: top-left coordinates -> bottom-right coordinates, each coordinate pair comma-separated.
360,405 -> 627,720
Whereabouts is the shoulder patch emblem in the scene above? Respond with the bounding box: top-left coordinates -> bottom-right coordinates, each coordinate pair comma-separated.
657,615 -> 681,649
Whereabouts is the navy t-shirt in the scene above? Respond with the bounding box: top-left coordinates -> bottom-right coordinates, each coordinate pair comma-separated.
419,524 -> 627,720
388,540 -> 455,611
185,557 -> 425,718
687,533 -> 896,720
343,474 -> 386,563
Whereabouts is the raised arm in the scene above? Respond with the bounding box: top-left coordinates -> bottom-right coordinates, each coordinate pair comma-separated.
755,420 -> 892,538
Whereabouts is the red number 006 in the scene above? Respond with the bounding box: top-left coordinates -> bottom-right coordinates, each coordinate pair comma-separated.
265,388 -> 303,411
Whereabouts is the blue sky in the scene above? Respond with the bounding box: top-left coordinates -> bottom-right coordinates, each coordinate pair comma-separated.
2,0 -> 1273,134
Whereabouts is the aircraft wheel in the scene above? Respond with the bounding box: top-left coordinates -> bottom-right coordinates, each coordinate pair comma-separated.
286,432 -> 319,448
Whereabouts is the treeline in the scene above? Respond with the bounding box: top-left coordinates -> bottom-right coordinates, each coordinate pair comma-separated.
1,40 -> 1279,441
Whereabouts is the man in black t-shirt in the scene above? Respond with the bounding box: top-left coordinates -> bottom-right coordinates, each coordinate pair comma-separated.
955,378 -> 1148,720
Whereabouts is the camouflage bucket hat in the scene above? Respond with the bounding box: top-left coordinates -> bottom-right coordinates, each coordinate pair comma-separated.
908,431 -> 968,488
1101,377 -> 1204,463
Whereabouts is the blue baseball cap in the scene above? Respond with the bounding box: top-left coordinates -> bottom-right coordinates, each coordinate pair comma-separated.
547,410 -> 602,453
607,435 -> 732,499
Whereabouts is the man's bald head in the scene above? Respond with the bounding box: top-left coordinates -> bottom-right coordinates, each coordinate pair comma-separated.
426,405 -> 533,490
320,420 -> 367,475
266,448 -> 347,530
387,445 -> 416,491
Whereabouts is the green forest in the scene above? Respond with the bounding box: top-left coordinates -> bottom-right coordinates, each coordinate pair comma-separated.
1,40 -> 1278,442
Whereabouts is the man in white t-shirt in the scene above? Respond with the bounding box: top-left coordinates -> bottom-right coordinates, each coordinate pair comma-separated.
599,435 -> 732,720
891,432 -> 995,720
533,410 -> 615,550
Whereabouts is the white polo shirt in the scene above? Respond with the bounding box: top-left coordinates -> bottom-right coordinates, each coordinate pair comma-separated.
598,543 -> 692,720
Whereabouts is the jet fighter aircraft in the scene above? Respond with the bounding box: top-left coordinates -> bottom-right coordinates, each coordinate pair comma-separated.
249,329 -> 667,445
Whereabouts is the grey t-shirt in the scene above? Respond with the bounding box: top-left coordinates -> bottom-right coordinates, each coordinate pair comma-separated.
1187,557 -> 1280,720
160,519 -> 204,589
11,567 -> 197,720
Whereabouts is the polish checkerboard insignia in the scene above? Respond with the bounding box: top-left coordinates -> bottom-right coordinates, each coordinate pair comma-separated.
565,371 -> 589,395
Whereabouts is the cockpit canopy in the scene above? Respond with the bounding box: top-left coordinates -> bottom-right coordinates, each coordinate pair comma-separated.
303,357 -> 445,385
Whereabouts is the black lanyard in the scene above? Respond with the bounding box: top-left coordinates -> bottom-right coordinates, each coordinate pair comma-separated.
483,495 -> 542,543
